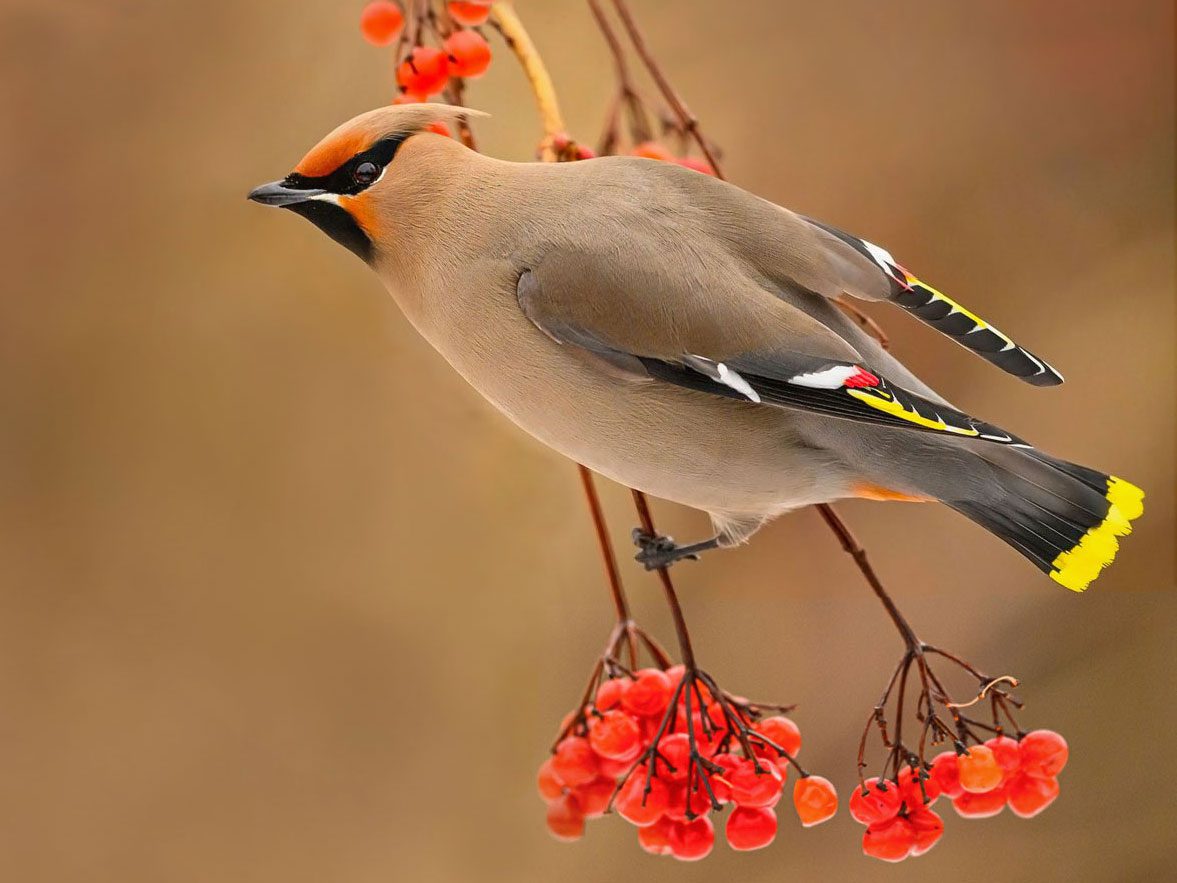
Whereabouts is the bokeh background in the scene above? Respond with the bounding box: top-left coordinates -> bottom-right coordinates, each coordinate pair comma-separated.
1,1 -> 1173,881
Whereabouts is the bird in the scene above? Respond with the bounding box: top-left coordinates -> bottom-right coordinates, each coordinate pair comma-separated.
249,104 -> 1143,591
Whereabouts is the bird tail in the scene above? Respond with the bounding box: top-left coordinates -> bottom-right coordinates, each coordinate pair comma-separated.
943,449 -> 1144,591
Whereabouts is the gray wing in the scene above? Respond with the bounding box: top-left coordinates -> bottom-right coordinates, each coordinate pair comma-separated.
517,252 -> 1029,448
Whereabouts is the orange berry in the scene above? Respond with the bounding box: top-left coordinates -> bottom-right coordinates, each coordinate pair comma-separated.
392,92 -> 425,105
588,709 -> 642,762
755,715 -> 802,758
545,793 -> 585,841
862,815 -> 915,862
674,156 -> 716,175
656,732 -> 691,783
929,750 -> 964,799
616,770 -> 670,826
425,121 -> 452,138
668,816 -> 715,861
360,1 -> 404,46
396,46 -> 450,97
595,676 -> 629,711
985,735 -> 1022,775
957,744 -> 1004,793
724,757 -> 783,808
444,29 -> 492,78
637,816 -> 675,855
952,784 -> 1008,818
726,806 -> 777,851
849,776 -> 903,825
630,141 -> 675,161
792,775 -> 838,827
536,757 -> 565,802
908,808 -> 944,856
1019,729 -> 1069,778
1006,772 -> 1060,818
572,775 -> 615,818
552,735 -> 598,786
622,668 -> 673,717
447,0 -> 491,26
664,780 -> 714,822
897,764 -> 941,811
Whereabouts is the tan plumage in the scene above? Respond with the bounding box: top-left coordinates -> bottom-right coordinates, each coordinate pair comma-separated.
249,105 -> 1142,590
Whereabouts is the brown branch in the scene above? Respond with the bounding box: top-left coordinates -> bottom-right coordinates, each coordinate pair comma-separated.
631,489 -> 697,670
577,464 -> 630,623
609,0 -> 723,174
490,1 -> 566,159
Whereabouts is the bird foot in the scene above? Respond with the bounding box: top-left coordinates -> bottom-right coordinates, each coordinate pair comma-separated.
632,529 -> 700,570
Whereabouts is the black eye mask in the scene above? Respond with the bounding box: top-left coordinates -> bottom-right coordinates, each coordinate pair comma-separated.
283,133 -> 408,196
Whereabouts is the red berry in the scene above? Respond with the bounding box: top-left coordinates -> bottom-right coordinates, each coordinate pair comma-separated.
425,121 -> 452,138
595,677 -> 629,711
957,744 -> 1004,793
360,1 -> 404,46
552,735 -> 598,786
792,775 -> 838,827
545,793 -> 585,841
668,816 -> 715,861
536,757 -> 565,802
574,144 -> 596,160
952,784 -> 1008,818
444,29 -> 492,78
755,715 -> 802,758
588,709 -> 642,762
862,815 -> 915,863
726,806 -> 777,851
1019,729 -> 1069,778
637,816 -> 675,855
447,0 -> 491,26
1006,772 -> 1060,818
623,668 -> 673,717
985,735 -> 1022,775
573,776 -> 615,818
849,777 -> 903,825
616,770 -> 670,827
392,92 -> 424,105
596,754 -> 632,780
725,757 -> 783,808
674,156 -> 716,176
908,808 -> 944,856
930,751 -> 965,799
656,733 -> 691,783
664,781 -> 714,821
630,141 -> 675,161
396,46 -> 450,97
897,764 -> 941,811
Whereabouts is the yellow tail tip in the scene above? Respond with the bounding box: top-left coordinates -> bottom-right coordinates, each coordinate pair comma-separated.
1049,476 -> 1145,592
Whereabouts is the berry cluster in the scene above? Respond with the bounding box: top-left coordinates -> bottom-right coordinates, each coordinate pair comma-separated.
537,666 -> 838,861
853,729 -> 1068,862
359,1 -> 493,101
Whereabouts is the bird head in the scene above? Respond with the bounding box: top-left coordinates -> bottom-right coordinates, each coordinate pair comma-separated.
248,104 -> 485,262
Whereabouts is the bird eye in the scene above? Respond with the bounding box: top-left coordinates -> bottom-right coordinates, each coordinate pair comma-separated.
353,161 -> 380,186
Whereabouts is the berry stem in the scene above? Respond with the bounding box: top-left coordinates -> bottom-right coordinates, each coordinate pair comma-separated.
630,489 -> 696,671
577,464 -> 631,625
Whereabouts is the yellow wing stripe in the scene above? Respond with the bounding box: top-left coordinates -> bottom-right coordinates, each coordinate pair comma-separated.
1049,476 -> 1145,592
904,274 -> 1016,347
847,388 -> 981,436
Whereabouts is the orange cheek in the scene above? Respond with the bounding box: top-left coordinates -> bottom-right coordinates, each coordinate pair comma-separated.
341,193 -> 381,241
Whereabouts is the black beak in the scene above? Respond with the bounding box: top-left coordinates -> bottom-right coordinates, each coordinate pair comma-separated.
247,180 -> 328,207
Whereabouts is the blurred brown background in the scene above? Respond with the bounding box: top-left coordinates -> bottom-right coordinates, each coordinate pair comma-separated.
1,1 -> 1173,881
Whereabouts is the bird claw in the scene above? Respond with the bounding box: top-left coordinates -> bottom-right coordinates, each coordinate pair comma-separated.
631,529 -> 700,570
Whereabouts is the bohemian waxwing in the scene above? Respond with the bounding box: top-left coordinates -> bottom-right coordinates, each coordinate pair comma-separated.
249,104 -> 1143,591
